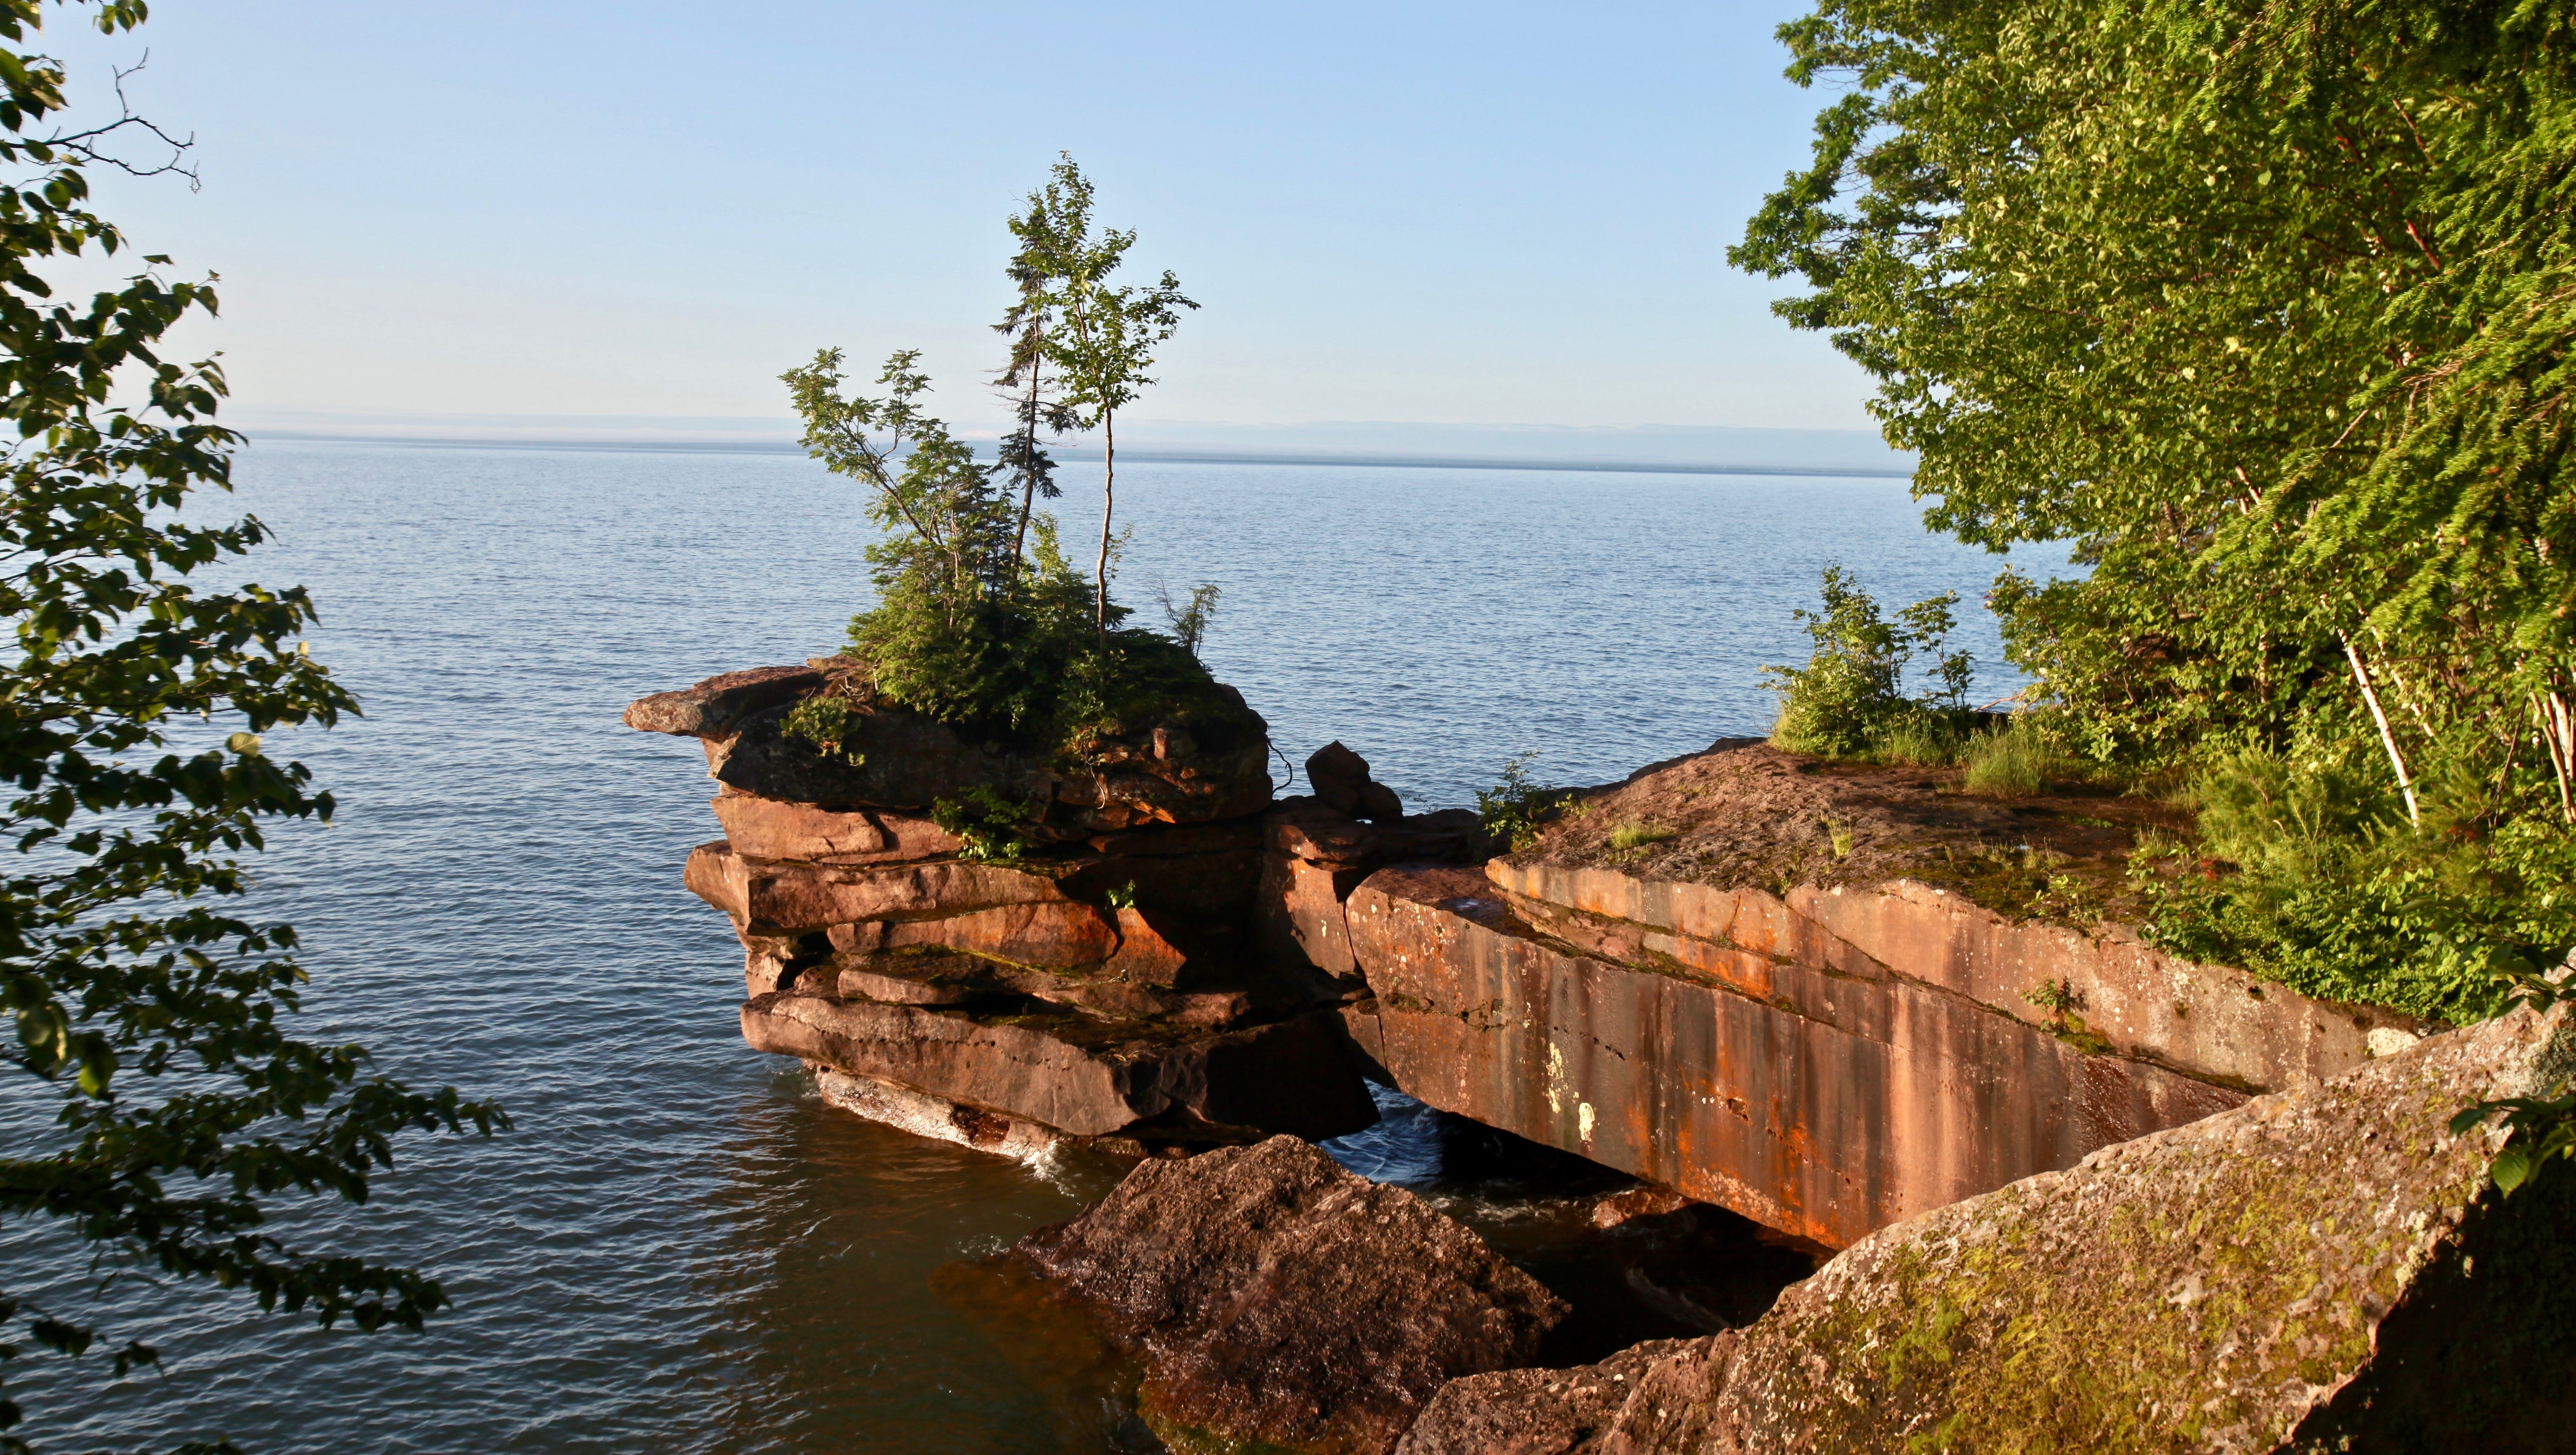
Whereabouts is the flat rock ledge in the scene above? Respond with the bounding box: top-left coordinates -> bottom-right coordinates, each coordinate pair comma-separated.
626,662 -> 1273,836
1395,1001 -> 2576,1454
1014,1135 -> 1569,1455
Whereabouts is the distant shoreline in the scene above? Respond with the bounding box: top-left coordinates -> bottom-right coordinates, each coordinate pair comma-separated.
245,431 -> 1917,480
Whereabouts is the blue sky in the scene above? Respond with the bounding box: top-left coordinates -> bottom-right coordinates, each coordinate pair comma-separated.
50,2 -> 1880,438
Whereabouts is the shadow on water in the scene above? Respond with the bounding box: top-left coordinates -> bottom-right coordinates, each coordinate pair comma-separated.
694,1066 -> 1144,1455
1323,1084 -> 1821,1363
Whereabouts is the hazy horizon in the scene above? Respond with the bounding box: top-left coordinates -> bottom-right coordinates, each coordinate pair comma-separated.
229,411 -> 1914,477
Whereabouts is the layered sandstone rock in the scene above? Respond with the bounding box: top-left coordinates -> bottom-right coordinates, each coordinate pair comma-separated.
1014,1135 -> 1569,1455
1256,794 -> 1485,987
1313,740 -> 2423,1249
1397,1001 -> 2576,1454
1398,1337 -> 1723,1455
1307,739 -> 1405,821
1343,863 -> 2245,1248
627,660 -> 1272,837
630,666 -> 1383,1151
743,993 -> 1372,1140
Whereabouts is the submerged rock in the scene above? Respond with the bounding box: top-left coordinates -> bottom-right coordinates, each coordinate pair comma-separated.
1014,1135 -> 1570,1455
1399,1001 -> 2576,1453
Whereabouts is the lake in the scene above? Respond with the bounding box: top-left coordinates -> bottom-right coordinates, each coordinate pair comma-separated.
0,441 -> 2060,1452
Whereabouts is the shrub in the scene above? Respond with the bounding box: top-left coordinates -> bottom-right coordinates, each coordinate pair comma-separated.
783,695 -> 866,765
932,785 -> 1036,863
2138,751 -> 2576,1023
1479,753 -> 1573,852
1867,713 -> 1965,767
2185,747 -> 2401,884
1765,566 -> 1971,759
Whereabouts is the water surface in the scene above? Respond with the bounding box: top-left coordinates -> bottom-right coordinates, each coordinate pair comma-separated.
1,443 -> 2057,1451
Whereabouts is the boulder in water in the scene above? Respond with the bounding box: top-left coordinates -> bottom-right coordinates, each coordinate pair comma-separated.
1014,1134 -> 1569,1454
1398,1001 -> 2576,1453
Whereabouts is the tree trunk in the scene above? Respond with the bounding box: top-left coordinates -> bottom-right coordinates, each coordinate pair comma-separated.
1095,410 -> 1115,641
1010,330 -> 1043,578
2343,635 -> 2420,827
2538,687 -> 2576,825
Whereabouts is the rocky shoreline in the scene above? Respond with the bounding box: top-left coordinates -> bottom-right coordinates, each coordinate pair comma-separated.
628,664 -> 2574,1452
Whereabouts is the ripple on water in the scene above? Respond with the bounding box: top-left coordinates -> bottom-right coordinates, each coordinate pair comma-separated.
0,443 -> 2050,1451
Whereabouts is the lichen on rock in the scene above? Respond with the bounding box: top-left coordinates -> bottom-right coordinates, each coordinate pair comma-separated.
1398,1002 -> 2576,1454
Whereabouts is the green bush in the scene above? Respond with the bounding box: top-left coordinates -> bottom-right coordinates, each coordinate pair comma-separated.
932,785 -> 1036,863
1868,714 -> 1966,768
2139,750 -> 2576,1023
1479,753 -> 1573,852
782,695 -> 866,765
1766,566 -> 1972,760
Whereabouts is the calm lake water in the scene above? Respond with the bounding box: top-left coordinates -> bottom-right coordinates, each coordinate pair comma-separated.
1,441 -> 2059,1452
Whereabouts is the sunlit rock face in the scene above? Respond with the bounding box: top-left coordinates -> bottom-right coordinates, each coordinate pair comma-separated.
624,659 -> 1274,838
1014,1134 -> 1569,1455
1322,740 -> 2420,1250
1396,1001 -> 2576,1455
628,664 -> 1381,1153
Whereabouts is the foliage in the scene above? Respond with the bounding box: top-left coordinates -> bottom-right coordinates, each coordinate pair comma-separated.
784,159 -> 1231,783
2134,752 -> 2575,1023
992,160 -> 1083,569
2448,968 -> 2576,1195
1764,566 -> 1971,759
1158,581 -> 1221,659
1607,822 -> 1677,852
783,350 -> 1111,737
1738,0 -> 2576,1013
931,786 -> 1034,864
1032,155 -> 1196,635
781,696 -> 865,767
0,5 -> 505,1447
1962,719 -> 2056,797
1867,714 -> 1959,769
1478,753 -> 1573,853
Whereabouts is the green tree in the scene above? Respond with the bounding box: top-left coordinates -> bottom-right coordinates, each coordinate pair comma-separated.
783,161 -> 1242,767
1736,0 -> 2576,1017
0,5 -> 505,1448
1042,158 -> 1195,637
781,347 -> 1051,725
992,157 -> 1087,573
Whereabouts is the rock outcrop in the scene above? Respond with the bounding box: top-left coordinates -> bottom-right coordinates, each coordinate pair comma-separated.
1395,1000 -> 2576,1453
1258,794 -> 1484,990
1398,1338 -> 1723,1455
627,660 -> 1274,838
1013,1134 -> 1570,1455
1307,739 -> 1406,822
629,664 -> 1382,1151
1312,741 -> 2420,1248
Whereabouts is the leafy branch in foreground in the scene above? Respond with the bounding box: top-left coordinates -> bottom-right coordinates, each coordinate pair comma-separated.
2448,967 -> 2576,1195
0,4 -> 504,1449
